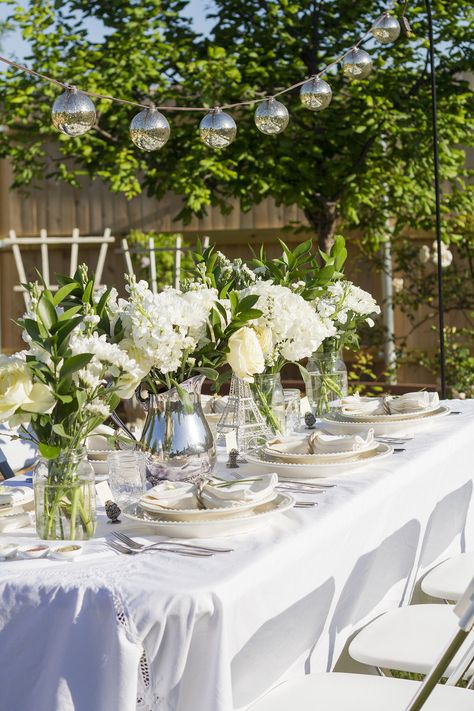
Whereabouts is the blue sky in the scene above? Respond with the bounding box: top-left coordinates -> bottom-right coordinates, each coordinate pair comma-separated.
0,0 -> 215,60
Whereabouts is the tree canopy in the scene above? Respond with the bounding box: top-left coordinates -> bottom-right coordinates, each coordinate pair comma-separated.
0,0 -> 472,249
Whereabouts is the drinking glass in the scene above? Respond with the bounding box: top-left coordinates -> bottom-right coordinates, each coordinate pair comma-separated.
108,450 -> 146,505
283,389 -> 301,435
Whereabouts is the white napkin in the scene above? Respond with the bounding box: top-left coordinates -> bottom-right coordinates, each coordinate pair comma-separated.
0,486 -> 31,506
201,395 -> 229,414
339,394 -> 385,416
201,473 -> 278,509
386,391 -> 439,414
141,481 -> 197,510
0,512 -> 31,532
308,429 -> 375,454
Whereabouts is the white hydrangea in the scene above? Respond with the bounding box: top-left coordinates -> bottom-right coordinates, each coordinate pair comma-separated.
118,278 -> 218,376
240,281 -> 336,366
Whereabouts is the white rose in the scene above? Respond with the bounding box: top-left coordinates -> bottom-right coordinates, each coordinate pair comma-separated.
392,277 -> 404,293
254,324 -> 273,358
419,245 -> 431,264
226,327 -> 265,382
0,355 -> 33,422
22,382 -> 56,414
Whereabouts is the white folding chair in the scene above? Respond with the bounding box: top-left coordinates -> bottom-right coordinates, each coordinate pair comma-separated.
422,552 -> 474,603
349,603 -> 474,681
248,578 -> 474,711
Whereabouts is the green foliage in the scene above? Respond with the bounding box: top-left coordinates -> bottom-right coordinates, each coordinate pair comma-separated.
0,1 -> 472,250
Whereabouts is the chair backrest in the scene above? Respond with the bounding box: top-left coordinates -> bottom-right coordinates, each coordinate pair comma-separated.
0,228 -> 114,307
0,448 -> 15,480
404,576 -> 474,711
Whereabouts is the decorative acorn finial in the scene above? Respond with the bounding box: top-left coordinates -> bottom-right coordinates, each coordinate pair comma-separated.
304,412 -> 317,429
105,500 -> 122,523
227,448 -> 240,469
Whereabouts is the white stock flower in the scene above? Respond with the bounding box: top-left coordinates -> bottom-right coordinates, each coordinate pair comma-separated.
226,327 -> 265,382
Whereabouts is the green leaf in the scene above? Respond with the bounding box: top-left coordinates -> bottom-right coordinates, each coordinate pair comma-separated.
60,353 -> 93,378
195,366 -> 219,381
37,294 -> 58,330
38,443 -> 61,460
52,423 -> 72,439
53,282 -> 80,306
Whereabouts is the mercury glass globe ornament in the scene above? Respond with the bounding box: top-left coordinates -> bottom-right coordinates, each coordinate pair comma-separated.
254,98 -> 289,135
130,107 -> 170,151
51,88 -> 96,136
342,48 -> 373,80
300,77 -> 332,111
199,108 -> 237,148
372,14 -> 401,44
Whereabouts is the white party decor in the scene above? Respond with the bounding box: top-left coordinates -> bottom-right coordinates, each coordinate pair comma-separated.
0,4 -> 405,150
51,87 -> 96,136
342,48 -> 373,79
129,107 -> 171,151
300,77 -> 333,111
254,98 -> 289,135
200,108 -> 237,148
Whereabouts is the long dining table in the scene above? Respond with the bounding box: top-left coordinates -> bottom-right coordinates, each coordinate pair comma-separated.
0,399 -> 473,711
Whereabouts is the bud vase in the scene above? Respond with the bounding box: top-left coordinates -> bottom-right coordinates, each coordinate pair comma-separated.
250,373 -> 285,434
305,351 -> 348,416
33,447 -> 96,541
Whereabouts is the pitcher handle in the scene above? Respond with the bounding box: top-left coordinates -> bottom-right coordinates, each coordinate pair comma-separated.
109,411 -> 139,444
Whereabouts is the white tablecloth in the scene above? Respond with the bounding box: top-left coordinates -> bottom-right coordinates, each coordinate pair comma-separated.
0,400 -> 473,711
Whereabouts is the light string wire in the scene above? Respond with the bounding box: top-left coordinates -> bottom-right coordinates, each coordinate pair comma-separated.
0,5 -> 397,114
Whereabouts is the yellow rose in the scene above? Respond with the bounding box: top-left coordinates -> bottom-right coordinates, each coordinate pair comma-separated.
22,382 -> 56,414
0,355 -> 32,422
226,327 -> 265,382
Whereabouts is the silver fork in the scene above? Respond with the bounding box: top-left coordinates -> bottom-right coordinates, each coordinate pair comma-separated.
113,531 -> 233,554
106,539 -> 213,558
279,479 -> 336,489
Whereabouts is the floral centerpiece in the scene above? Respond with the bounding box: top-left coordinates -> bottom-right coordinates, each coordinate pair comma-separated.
0,267 -> 144,539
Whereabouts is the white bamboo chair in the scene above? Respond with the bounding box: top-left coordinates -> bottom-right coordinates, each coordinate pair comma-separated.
0,228 -> 114,307
249,578 -> 474,711
121,234 -> 210,292
422,552 -> 474,603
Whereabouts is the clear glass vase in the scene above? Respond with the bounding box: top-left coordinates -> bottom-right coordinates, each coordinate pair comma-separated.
250,373 -> 285,434
305,351 -> 348,417
33,447 -> 96,541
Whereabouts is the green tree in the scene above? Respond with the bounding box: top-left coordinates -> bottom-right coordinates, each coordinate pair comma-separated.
0,0 -> 472,250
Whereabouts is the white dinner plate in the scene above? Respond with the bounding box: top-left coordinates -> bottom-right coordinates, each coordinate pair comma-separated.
263,436 -> 378,464
245,443 -> 394,478
0,487 -> 34,516
322,406 -> 450,436
139,490 -> 277,521
333,402 -> 441,422
122,493 -> 295,538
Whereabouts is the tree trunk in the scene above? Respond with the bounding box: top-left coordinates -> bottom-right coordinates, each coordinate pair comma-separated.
304,201 -> 340,253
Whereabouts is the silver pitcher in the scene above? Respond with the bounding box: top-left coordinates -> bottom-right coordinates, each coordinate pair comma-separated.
112,375 -> 216,482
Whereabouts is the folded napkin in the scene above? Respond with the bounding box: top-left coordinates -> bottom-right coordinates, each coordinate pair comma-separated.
385,391 -> 439,414
201,395 -> 229,415
201,473 -> 278,509
0,486 -> 31,506
308,429 -> 375,454
0,512 -> 31,532
141,481 -> 197,510
339,394 -> 385,416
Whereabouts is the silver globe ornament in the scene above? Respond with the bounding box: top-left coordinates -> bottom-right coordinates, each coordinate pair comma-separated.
372,14 -> 401,44
130,107 -> 170,151
254,98 -> 289,135
342,49 -> 373,80
51,88 -> 96,137
199,108 -> 237,149
300,77 -> 332,112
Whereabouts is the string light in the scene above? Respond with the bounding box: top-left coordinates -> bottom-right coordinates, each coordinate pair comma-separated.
0,5 -> 402,150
